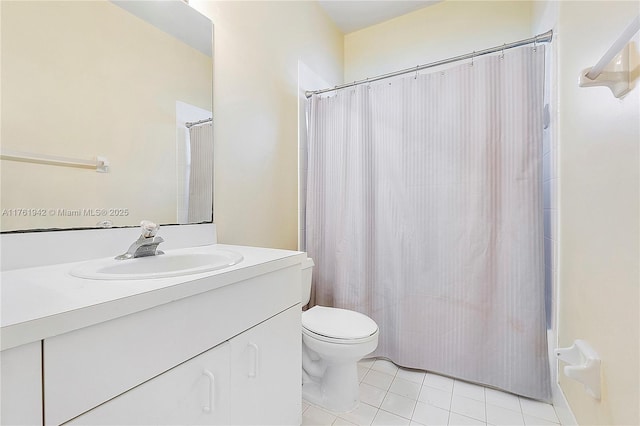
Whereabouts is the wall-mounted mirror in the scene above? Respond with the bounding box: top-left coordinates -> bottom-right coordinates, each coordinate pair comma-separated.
0,0 -> 213,232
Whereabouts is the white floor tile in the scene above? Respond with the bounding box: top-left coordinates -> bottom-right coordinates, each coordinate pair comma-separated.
334,418 -> 358,426
396,367 -> 427,385
519,398 -> 559,424
303,405 -> 338,426
452,381 -> 485,402
448,412 -> 486,425
359,358 -> 376,369
371,359 -> 400,376
485,403 -> 524,426
412,401 -> 450,426
418,385 -> 452,411
523,414 -> 561,425
303,358 -> 563,426
389,377 -> 422,400
363,369 -> 395,391
381,392 -> 417,420
373,409 -> 411,425
358,365 -> 370,382
424,373 -> 455,393
339,402 -> 379,426
450,395 -> 486,422
484,388 -> 521,412
360,382 -> 388,408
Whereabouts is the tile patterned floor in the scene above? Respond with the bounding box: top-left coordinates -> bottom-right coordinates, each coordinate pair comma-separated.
302,358 -> 562,426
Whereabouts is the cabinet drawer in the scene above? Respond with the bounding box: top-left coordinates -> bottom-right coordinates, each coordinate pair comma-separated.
44,265 -> 299,425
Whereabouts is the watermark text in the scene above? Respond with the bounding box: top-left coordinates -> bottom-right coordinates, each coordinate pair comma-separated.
2,208 -> 129,217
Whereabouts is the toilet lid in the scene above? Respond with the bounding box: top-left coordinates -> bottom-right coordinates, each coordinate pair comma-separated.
302,306 -> 378,340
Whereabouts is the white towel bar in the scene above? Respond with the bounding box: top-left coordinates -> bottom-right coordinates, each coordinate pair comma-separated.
0,149 -> 110,173
579,15 -> 640,98
586,15 -> 640,80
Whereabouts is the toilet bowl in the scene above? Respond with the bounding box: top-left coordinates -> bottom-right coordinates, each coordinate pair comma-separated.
300,259 -> 379,412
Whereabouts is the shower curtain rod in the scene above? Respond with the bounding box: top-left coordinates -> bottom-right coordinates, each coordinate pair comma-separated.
185,117 -> 212,128
305,29 -> 553,98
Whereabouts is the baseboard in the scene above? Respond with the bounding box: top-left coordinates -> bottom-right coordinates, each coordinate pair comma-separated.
553,381 -> 578,426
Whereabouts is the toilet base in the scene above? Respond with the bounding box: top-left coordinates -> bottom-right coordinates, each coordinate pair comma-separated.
302,359 -> 360,413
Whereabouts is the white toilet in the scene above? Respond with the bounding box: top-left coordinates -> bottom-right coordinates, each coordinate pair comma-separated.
300,258 -> 379,413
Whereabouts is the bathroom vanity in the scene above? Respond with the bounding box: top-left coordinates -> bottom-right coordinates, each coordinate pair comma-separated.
0,244 -> 304,425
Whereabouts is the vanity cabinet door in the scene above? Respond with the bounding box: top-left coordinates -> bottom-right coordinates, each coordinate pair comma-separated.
229,305 -> 301,425
0,342 -> 42,425
44,265 -> 300,425
68,342 -> 231,425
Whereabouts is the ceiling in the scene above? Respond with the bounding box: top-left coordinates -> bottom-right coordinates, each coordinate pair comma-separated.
317,0 -> 441,34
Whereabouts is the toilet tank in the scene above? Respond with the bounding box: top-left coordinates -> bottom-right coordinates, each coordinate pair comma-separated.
301,257 -> 315,306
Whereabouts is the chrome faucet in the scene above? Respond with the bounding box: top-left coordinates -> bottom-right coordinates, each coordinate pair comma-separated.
115,220 -> 165,260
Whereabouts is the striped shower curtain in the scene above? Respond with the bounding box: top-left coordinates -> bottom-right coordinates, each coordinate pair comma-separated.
187,122 -> 213,223
305,46 -> 550,401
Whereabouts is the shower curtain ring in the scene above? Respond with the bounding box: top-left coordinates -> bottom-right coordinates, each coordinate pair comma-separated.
500,43 -> 506,60
471,51 -> 475,67
414,65 -> 419,79
533,36 -> 538,52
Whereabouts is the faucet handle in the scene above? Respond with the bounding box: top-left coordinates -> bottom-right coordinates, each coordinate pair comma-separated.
140,220 -> 160,238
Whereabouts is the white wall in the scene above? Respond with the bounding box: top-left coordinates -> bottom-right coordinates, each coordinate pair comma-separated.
190,0 -> 344,250
548,1 -> 639,424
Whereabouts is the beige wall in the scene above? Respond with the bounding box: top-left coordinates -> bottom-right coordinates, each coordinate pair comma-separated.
0,1 -> 212,231
190,1 -> 343,249
550,1 -> 639,424
345,1 -> 533,82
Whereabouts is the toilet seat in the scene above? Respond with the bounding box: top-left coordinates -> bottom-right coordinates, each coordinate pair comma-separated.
302,306 -> 378,344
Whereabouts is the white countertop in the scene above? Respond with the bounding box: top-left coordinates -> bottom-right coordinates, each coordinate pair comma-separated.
1,244 -> 305,351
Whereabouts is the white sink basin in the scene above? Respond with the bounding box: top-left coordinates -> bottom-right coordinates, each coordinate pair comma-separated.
70,250 -> 243,280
